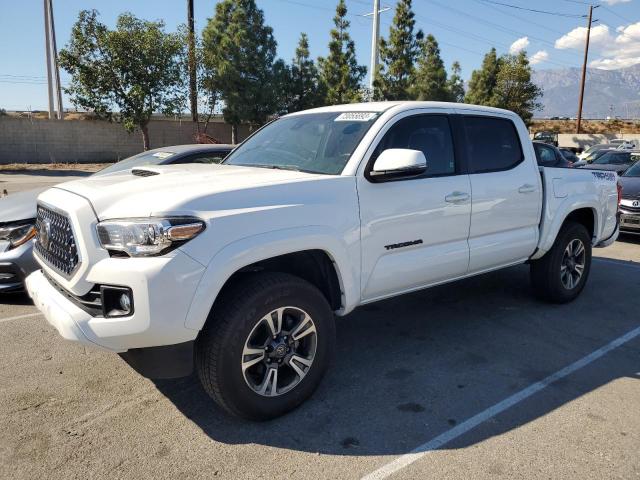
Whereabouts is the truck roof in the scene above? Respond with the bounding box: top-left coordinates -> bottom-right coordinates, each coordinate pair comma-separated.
289,101 -> 516,117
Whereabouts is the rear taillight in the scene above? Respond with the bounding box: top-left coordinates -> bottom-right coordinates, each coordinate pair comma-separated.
617,181 -> 623,207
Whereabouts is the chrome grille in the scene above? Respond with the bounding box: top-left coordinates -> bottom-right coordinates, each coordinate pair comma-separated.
34,205 -> 79,276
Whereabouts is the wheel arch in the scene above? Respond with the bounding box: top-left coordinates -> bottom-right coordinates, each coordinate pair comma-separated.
533,201 -> 599,260
183,226 -> 359,331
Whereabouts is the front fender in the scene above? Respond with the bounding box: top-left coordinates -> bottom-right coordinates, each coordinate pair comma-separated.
183,225 -> 359,331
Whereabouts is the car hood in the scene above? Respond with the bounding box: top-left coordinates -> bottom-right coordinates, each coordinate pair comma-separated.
51,163 -> 330,219
0,187 -> 46,223
620,176 -> 640,198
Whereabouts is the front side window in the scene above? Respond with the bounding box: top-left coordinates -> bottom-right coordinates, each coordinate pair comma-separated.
224,112 -> 379,175
463,116 -> 523,173
370,115 -> 456,176
623,161 -> 640,177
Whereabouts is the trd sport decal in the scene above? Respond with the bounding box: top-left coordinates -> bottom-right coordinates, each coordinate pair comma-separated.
591,171 -> 616,181
384,239 -> 423,251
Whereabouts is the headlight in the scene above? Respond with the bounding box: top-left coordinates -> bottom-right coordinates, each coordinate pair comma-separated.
0,222 -> 37,249
96,217 -> 205,257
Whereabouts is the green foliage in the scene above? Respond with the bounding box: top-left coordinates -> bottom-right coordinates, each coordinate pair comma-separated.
447,61 -> 465,103
465,47 -> 500,106
202,0 -> 279,141
374,0 -> 422,101
411,34 -> 449,101
59,10 -> 186,149
319,0 -> 367,105
492,52 -> 542,125
286,33 -> 325,112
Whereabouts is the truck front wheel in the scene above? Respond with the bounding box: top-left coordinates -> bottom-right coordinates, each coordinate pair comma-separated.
530,221 -> 592,303
195,272 -> 335,420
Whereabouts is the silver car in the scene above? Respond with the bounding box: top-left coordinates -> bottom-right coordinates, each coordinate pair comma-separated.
0,144 -> 233,292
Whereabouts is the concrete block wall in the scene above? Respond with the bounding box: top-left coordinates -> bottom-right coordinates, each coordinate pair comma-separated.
0,117 -> 251,164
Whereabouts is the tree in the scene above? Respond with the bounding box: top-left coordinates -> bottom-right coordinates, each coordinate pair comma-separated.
286,33 -> 325,112
202,0 -> 279,143
447,61 -> 465,103
59,10 -> 185,150
465,47 -> 500,106
319,0 -> 367,105
411,34 -> 449,101
492,51 -> 542,125
374,0 -> 422,100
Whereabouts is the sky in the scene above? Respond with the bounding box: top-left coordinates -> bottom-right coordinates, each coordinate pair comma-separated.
1,0 -> 639,111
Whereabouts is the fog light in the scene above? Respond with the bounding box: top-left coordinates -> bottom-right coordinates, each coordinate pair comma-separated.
119,293 -> 131,312
100,285 -> 134,318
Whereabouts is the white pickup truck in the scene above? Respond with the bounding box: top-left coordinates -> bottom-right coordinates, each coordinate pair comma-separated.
26,102 -> 620,420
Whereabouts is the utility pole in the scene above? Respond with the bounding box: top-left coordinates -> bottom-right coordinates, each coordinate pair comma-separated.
187,0 -> 198,127
43,0 -> 54,119
365,0 -> 390,100
48,0 -> 64,119
576,4 -> 597,134
369,0 -> 381,93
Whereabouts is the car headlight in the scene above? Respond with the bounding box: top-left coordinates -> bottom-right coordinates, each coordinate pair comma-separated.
0,222 -> 37,249
96,217 -> 205,257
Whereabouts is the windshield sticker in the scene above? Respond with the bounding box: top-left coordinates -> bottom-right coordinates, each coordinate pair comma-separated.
335,112 -> 377,122
151,152 -> 174,159
591,171 -> 616,181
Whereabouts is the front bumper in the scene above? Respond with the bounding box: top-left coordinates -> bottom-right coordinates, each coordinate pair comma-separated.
0,240 -> 38,292
26,250 -> 206,352
619,210 -> 640,233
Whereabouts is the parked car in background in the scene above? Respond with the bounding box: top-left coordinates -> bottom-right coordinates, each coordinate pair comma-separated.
578,143 -> 616,160
578,150 -> 640,175
610,139 -> 636,149
26,101 -> 619,420
533,131 -> 558,147
533,141 -> 573,168
573,147 -> 619,167
0,144 -> 233,292
619,160 -> 640,234
559,148 -> 579,164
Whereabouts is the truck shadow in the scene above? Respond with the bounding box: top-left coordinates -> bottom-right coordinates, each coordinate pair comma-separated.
155,259 -> 640,456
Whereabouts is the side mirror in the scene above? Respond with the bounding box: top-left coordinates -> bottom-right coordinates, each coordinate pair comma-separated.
370,149 -> 427,181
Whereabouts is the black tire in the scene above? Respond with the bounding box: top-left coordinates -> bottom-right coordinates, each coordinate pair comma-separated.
530,221 -> 592,303
195,272 -> 335,420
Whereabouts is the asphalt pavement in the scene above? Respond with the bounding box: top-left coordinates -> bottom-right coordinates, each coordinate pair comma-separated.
0,177 -> 638,479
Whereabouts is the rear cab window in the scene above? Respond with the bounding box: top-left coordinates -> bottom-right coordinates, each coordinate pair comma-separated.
462,116 -> 523,173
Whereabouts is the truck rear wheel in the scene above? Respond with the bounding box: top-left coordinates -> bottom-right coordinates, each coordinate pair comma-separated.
195,272 -> 335,420
530,221 -> 592,303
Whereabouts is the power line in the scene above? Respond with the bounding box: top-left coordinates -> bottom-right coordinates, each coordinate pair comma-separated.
477,0 -> 587,18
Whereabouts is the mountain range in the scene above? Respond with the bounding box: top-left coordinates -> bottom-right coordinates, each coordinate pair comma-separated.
532,64 -> 640,119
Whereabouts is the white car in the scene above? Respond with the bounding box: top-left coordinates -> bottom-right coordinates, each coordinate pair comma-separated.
26,102 -> 620,420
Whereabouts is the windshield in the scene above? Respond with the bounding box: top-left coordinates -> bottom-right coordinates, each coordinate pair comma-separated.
593,152 -> 630,165
97,150 -> 177,175
223,112 -> 379,175
623,161 -> 640,177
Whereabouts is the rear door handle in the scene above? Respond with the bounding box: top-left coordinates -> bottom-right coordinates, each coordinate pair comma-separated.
518,184 -> 536,194
445,191 -> 470,204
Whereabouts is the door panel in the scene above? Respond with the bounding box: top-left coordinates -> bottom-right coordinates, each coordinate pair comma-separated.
357,113 -> 471,302
461,115 -> 541,272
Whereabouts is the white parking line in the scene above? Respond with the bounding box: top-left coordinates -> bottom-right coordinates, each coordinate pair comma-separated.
361,324 -> 640,480
0,312 -> 41,324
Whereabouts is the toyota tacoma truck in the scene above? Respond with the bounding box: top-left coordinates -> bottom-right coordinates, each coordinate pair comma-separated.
26,102 -> 620,420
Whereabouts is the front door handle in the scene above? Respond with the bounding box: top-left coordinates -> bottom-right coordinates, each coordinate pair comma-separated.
445,191 -> 470,204
518,184 -> 536,194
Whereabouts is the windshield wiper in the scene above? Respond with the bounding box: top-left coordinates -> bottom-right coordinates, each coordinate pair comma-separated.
236,163 -> 319,174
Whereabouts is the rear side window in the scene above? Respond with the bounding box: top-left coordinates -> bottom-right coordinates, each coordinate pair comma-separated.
463,116 -> 523,173
371,115 -> 456,176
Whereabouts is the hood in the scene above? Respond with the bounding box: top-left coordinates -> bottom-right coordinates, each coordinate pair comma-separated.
0,187 -> 46,223
52,163 -> 328,219
620,176 -> 640,198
